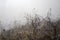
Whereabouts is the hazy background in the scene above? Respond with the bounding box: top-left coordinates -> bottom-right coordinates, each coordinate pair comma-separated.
0,0 -> 60,29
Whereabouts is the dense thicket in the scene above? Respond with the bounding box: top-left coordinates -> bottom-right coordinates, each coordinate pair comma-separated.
0,14 -> 60,40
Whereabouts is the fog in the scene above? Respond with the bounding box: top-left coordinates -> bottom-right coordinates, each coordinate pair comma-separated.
0,0 -> 60,29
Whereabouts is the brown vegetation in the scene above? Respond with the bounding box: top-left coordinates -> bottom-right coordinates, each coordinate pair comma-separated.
0,13 -> 60,40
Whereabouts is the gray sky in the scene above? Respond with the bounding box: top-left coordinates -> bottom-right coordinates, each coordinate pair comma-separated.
0,0 -> 60,29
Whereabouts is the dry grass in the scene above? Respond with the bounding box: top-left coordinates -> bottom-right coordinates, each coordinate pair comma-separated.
0,14 -> 60,40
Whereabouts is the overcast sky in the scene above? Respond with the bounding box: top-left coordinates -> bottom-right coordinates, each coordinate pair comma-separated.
0,0 -> 60,29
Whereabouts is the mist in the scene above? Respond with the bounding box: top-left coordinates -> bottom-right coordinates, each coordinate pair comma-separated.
0,0 -> 60,40
0,0 -> 60,30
